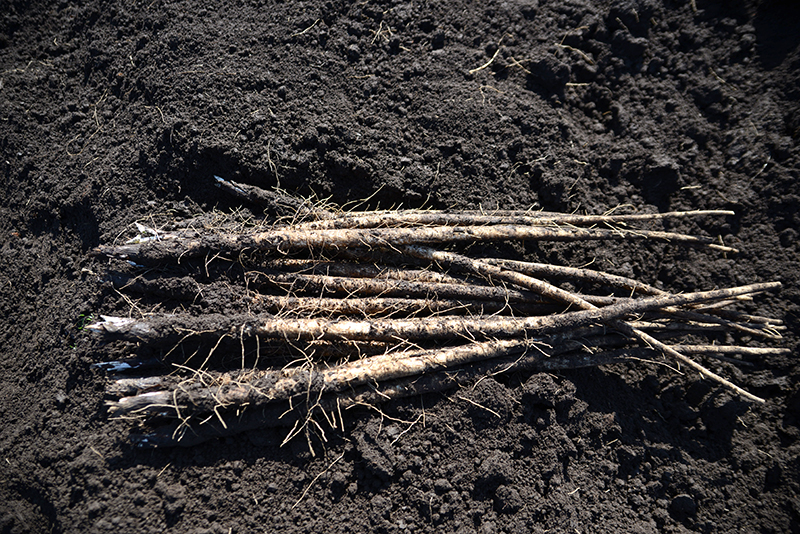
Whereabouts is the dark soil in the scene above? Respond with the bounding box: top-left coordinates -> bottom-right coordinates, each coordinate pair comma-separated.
2,0 -> 799,532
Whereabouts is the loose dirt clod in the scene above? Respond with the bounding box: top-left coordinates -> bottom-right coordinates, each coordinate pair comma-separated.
88,177 -> 787,448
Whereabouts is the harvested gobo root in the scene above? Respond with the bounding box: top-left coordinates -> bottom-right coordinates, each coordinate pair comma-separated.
88,177 -> 787,448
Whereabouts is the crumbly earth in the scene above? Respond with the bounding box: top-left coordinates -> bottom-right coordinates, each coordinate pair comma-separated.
1,0 -> 799,532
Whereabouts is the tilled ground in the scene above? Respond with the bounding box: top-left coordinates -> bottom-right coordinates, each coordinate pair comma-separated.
1,1 -> 799,532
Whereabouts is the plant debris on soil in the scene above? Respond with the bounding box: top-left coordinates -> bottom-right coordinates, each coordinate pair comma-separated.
1,0 -> 799,533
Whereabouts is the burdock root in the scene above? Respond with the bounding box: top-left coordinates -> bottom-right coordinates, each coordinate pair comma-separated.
88,177 -> 787,448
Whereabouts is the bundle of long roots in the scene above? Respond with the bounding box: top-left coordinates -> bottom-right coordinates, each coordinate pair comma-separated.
88,177 -> 787,448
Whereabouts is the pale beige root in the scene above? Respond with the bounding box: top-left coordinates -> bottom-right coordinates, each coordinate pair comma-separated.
211,178 -> 734,230
291,209 -> 736,230
247,223 -> 743,253
643,310 -> 782,339
402,245 -> 777,403
252,295 -> 562,318
107,331 -> 665,419
247,270 -> 546,304
107,338 -> 536,417
93,192 -> 786,445
249,284 -> 777,352
93,220 -> 738,263
485,258 -> 665,295
249,269 -> 618,308
109,338 -> 788,446
483,259 -> 781,340
95,286 -> 780,408
108,341 -> 788,414
89,282 -> 779,344
121,345 -> 637,448
672,345 -> 791,356
263,258 -> 471,285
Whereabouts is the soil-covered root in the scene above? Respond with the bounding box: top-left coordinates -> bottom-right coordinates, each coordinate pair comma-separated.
88,282 -> 779,344
113,340 -> 790,448
88,188 -> 786,447
93,217 -> 738,264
